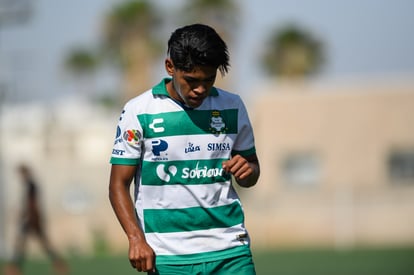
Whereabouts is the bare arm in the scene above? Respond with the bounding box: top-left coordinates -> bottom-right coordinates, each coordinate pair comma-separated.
222,153 -> 260,188
109,165 -> 155,272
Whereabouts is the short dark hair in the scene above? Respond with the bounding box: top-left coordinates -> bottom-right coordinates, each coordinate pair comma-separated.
167,24 -> 230,75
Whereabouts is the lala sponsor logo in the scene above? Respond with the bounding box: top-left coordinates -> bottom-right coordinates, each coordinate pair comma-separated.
184,142 -> 201,153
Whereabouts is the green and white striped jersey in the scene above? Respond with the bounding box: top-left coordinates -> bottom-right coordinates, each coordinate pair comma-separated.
110,78 -> 256,265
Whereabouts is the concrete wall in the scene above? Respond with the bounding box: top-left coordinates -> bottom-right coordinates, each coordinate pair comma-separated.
245,82 -> 414,249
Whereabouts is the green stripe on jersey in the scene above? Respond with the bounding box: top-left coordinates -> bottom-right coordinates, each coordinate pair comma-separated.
144,201 -> 244,233
110,157 -> 140,165
155,245 -> 252,265
138,109 -> 238,138
232,147 -> 256,157
141,159 -> 231,186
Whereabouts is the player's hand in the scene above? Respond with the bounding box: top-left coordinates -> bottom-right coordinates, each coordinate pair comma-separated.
128,236 -> 155,272
222,154 -> 254,181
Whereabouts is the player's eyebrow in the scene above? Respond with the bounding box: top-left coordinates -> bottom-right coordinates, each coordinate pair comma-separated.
184,75 -> 216,82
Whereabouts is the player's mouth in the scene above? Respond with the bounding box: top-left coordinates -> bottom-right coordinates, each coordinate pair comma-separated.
188,96 -> 205,106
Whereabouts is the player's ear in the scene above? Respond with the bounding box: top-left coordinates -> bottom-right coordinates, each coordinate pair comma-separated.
165,58 -> 174,76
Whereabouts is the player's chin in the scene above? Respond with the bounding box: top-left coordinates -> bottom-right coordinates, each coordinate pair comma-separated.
188,98 -> 205,108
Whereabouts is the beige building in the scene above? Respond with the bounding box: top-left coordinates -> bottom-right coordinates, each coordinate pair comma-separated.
243,80 -> 414,249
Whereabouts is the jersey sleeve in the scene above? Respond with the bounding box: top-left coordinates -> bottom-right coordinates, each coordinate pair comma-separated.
110,100 -> 143,165
232,98 -> 256,157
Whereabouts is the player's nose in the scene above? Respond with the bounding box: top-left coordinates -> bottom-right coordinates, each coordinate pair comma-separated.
193,84 -> 208,95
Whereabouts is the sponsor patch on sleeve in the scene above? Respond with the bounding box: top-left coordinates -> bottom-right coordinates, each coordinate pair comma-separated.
123,129 -> 141,147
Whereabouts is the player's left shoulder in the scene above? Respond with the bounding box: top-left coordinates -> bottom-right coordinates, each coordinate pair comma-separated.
215,87 -> 243,103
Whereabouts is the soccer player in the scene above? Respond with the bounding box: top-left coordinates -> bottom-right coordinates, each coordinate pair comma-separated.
109,24 -> 260,274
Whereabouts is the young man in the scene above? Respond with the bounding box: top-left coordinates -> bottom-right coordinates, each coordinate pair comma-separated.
109,24 -> 260,274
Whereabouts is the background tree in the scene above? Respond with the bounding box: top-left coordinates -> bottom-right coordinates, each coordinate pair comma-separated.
64,48 -> 99,98
103,0 -> 160,103
181,0 -> 238,37
262,24 -> 324,81
180,0 -> 239,89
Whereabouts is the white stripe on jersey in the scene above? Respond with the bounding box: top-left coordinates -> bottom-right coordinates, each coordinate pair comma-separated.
138,182 -> 240,210
146,225 -> 250,256
142,134 -> 238,162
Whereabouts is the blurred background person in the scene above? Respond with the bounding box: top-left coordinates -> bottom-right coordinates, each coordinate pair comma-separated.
4,164 -> 68,275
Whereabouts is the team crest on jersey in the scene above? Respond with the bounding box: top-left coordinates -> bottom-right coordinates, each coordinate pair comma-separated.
123,129 -> 141,147
209,110 -> 227,134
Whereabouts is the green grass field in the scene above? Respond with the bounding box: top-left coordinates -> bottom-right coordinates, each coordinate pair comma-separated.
2,247 -> 414,275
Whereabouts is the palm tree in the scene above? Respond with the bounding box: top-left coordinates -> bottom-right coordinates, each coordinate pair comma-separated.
103,0 -> 160,102
179,0 -> 239,89
65,48 -> 98,76
181,0 -> 238,38
262,24 -> 323,81
64,48 -> 98,98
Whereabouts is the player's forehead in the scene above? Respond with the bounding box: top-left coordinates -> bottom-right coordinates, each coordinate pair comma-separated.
180,65 -> 217,80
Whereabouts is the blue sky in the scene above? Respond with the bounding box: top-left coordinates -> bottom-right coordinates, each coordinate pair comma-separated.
1,0 -> 414,102
237,0 -> 414,90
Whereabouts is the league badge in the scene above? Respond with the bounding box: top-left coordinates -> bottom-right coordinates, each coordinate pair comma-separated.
123,129 -> 141,147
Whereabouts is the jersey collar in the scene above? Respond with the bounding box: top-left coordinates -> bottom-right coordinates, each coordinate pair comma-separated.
152,78 -> 219,97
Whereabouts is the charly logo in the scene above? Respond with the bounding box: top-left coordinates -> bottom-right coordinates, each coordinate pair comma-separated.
185,142 -> 201,153
156,164 -> 177,182
123,129 -> 141,147
149,118 -> 165,133
209,110 -> 227,134
152,139 -> 168,158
